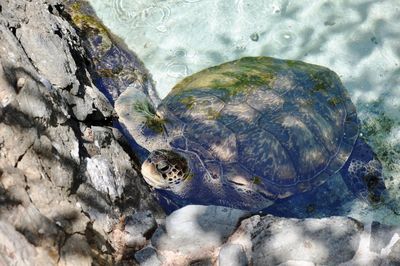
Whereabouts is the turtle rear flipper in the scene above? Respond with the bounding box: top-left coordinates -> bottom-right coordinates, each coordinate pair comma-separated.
340,138 -> 386,203
115,86 -> 170,155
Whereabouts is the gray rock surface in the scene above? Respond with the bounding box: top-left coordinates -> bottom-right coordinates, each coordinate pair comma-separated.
124,211 -> 157,249
0,0 -> 163,264
251,215 -> 363,265
388,240 -> 400,264
133,205 -> 400,265
218,244 -> 248,266
370,221 -> 400,253
277,261 -> 316,266
134,246 -> 162,266
0,219 -> 54,266
151,205 -> 249,265
59,234 -> 93,266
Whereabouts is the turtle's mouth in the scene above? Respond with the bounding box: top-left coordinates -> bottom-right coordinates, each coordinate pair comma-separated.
141,160 -> 168,189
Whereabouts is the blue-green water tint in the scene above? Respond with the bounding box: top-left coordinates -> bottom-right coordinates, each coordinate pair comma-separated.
88,0 -> 400,224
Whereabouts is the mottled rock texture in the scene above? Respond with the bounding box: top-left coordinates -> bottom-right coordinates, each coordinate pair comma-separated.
151,205 -> 249,265
0,0 -> 163,264
135,205 -> 400,266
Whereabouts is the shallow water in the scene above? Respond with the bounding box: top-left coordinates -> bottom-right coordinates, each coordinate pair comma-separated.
89,0 -> 400,224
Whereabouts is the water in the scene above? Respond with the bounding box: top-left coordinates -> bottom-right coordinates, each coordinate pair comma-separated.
88,0 -> 400,224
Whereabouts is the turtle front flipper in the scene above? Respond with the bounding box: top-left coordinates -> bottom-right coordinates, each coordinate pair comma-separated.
340,138 -> 386,203
115,86 -> 170,155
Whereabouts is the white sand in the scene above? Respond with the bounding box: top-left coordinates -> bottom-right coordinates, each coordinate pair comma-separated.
89,0 -> 400,224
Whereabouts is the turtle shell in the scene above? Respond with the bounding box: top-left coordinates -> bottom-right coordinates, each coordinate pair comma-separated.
161,57 -> 359,199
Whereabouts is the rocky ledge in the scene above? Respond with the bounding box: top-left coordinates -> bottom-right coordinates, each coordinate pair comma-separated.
138,205 -> 400,266
0,0 -> 400,265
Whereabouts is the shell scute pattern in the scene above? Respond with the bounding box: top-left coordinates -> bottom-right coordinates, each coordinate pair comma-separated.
218,103 -> 261,133
166,90 -> 225,122
184,120 -> 238,162
165,56 -> 359,195
236,127 -> 297,183
257,112 -> 329,180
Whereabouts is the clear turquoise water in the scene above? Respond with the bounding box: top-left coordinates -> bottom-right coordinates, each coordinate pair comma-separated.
89,0 -> 400,224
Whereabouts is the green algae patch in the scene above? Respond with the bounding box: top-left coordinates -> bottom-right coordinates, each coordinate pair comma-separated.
179,95 -> 196,110
302,98 -> 316,108
97,65 -> 124,78
184,171 -> 194,182
65,1 -> 151,92
68,2 -> 112,49
252,176 -> 262,185
133,100 -> 167,134
170,57 -> 339,104
170,57 -> 276,100
311,72 -> 334,93
327,96 -> 344,107
206,108 -> 221,120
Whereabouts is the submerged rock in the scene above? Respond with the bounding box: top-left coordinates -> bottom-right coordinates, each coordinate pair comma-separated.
64,0 -> 157,106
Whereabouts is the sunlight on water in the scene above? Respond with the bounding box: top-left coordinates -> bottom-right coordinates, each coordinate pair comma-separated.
89,0 -> 399,100
88,0 -> 400,224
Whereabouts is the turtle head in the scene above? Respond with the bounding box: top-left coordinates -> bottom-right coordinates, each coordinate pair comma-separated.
141,149 -> 191,192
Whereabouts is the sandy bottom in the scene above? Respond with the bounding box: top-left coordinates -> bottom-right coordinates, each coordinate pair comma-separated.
89,0 -> 400,224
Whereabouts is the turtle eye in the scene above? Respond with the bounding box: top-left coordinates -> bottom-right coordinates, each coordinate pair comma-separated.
157,161 -> 170,173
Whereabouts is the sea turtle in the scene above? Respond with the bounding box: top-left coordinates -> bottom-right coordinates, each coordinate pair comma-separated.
115,56 -> 386,211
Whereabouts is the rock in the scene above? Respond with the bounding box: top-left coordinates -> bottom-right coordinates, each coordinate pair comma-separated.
251,215 -> 363,265
0,220 -> 55,266
189,258 -> 213,266
134,246 -> 161,266
370,221 -> 400,253
110,211 -> 157,260
82,126 -> 143,204
85,156 -> 122,200
65,1 -> 156,105
84,84 -> 114,118
124,211 -> 157,249
60,234 -> 93,266
278,261 -> 315,266
388,239 -> 400,264
17,147 -> 89,234
76,183 -> 118,239
152,205 -> 249,265
218,244 -> 248,266
224,215 -> 261,261
370,221 -> 400,265
340,254 -> 385,266
0,0 -> 163,264
0,61 -> 16,108
64,84 -> 114,121
4,203 -> 65,261
16,1 -> 79,90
